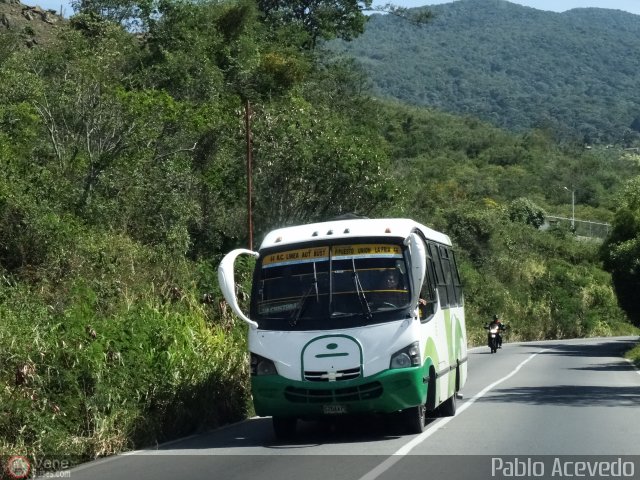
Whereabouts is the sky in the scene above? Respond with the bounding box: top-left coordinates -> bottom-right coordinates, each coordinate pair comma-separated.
22,0 -> 640,19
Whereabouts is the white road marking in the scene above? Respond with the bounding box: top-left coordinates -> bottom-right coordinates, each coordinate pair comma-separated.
358,347 -> 550,480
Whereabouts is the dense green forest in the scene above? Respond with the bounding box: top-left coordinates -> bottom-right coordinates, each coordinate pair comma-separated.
1,0 -> 639,465
330,0 -> 640,145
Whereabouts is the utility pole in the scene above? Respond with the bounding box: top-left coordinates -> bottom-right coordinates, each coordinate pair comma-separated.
245,99 -> 253,250
564,186 -> 575,232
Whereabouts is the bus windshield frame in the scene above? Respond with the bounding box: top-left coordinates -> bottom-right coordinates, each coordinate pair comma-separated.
250,240 -> 414,331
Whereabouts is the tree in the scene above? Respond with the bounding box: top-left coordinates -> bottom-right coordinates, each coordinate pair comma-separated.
508,197 -> 546,229
70,0 -> 156,30
600,176 -> 640,325
256,0 -> 372,49
250,97 -> 394,234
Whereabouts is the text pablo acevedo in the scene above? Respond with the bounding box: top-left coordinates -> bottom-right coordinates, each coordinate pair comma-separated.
491,457 -> 635,478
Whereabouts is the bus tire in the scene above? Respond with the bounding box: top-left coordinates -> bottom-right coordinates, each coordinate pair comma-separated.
273,416 -> 297,440
439,392 -> 456,417
403,404 -> 426,434
439,367 -> 459,417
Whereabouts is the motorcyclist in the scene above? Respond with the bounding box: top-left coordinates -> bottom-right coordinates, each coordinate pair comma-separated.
485,314 -> 506,348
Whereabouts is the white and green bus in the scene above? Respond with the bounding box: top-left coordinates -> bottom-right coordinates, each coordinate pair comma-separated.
218,217 -> 467,439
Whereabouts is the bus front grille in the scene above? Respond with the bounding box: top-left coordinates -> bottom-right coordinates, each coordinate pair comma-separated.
284,381 -> 383,404
304,367 -> 361,382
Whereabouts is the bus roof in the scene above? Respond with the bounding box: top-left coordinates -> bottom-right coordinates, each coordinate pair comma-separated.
259,218 -> 452,250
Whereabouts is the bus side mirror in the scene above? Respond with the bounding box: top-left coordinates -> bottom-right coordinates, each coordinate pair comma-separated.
406,233 -> 426,311
218,248 -> 260,329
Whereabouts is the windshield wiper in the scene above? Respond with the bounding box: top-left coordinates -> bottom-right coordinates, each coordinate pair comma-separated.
351,258 -> 372,320
290,263 -> 319,326
312,261 -> 319,301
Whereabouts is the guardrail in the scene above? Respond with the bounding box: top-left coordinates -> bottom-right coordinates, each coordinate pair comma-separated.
541,215 -> 611,239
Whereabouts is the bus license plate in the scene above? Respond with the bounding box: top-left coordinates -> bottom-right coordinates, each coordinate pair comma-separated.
323,404 -> 347,415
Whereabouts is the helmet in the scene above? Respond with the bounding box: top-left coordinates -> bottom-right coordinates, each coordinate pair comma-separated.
492,314 -> 499,321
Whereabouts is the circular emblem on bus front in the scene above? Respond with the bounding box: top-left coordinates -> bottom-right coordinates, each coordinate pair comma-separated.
302,336 -> 362,375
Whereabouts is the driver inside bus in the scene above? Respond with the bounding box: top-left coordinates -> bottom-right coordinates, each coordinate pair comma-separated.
382,267 -> 431,319
377,267 -> 411,309
382,269 -> 401,290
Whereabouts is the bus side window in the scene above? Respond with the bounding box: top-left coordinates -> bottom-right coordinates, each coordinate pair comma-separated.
440,247 -> 457,306
419,241 -> 437,322
430,242 -> 450,308
450,250 -> 464,307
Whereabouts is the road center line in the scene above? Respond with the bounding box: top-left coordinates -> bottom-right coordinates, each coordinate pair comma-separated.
358,347 -> 550,480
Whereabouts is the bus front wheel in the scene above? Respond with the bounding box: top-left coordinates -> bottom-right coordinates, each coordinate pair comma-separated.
403,404 -> 426,434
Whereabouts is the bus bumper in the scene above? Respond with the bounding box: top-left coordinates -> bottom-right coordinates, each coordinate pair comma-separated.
251,366 -> 429,418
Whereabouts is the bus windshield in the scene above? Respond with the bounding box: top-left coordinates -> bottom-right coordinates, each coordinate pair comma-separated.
252,243 -> 412,330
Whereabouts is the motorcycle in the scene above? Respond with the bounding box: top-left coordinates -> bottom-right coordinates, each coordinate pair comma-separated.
485,322 -> 503,353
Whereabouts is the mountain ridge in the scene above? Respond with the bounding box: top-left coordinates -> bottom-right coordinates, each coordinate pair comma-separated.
331,0 -> 640,144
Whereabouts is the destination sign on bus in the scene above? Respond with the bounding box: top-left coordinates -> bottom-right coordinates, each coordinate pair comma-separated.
332,244 -> 402,259
262,244 -> 402,268
262,247 -> 329,267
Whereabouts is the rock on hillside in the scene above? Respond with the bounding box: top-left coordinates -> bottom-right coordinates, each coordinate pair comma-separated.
0,0 -> 65,48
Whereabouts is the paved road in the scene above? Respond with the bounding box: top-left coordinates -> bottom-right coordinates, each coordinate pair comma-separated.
68,336 -> 640,480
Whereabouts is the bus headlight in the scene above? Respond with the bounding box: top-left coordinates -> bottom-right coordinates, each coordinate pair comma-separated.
250,353 -> 278,376
390,342 -> 421,369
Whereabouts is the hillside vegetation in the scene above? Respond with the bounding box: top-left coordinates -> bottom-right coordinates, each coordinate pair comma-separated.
379,101 -> 639,343
330,0 -> 640,145
0,0 -> 639,465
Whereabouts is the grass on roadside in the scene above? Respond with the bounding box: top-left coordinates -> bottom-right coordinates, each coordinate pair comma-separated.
624,341 -> 640,368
